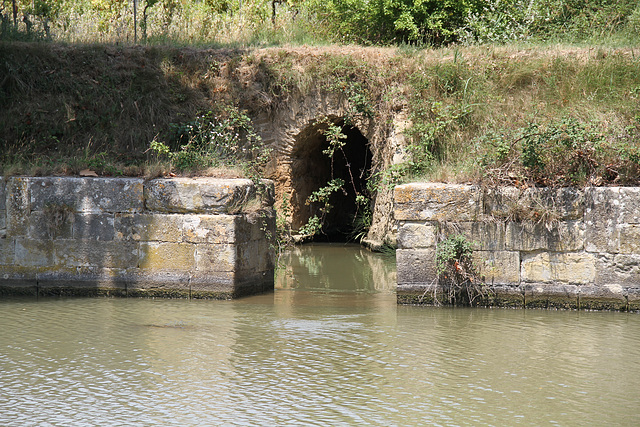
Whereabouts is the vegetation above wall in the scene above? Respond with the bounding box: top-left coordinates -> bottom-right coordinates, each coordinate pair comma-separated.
2,0 -> 639,47
2,42 -> 640,190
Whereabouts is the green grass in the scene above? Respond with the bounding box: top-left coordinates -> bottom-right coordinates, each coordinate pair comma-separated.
1,41 -> 640,186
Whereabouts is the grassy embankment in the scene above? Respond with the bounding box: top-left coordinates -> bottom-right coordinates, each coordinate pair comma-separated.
2,41 -> 640,189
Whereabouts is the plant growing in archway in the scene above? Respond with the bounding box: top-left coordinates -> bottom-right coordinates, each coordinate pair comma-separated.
298,117 -> 373,241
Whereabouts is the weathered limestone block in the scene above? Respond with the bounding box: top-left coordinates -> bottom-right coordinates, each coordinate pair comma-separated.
190,272 -> 235,289
139,242 -> 196,271
524,283 -> 579,309
397,222 -> 437,249
36,266 -> 128,294
585,187 -> 640,253
14,239 -> 54,267
195,244 -> 236,272
236,210 -> 276,242
145,178 -> 258,214
473,250 -> 520,285
488,285 -> 525,307
443,221 -> 506,251
183,215 -> 237,244
0,211 -> 5,238
0,238 -> 14,265
521,252 -> 596,284
125,271 -> 191,297
0,176 -> 5,210
30,177 -> 144,213
0,266 -> 38,295
483,187 -> 585,221
396,248 -> 437,285
0,177 -> 5,237
505,220 -> 584,252
627,288 -> 640,311
237,240 -> 274,273
579,285 -> 627,310
53,240 -> 138,268
115,213 -> 183,242
594,253 -> 640,287
394,183 -> 482,222
396,283 -> 441,305
586,223 -> 640,255
618,224 -> 640,255
27,211 -> 74,240
6,177 -> 30,236
73,213 -> 115,241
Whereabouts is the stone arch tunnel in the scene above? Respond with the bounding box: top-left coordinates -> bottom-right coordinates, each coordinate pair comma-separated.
289,117 -> 373,240
254,92 -> 409,248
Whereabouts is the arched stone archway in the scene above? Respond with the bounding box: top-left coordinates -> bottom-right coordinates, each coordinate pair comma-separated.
253,92 -> 409,247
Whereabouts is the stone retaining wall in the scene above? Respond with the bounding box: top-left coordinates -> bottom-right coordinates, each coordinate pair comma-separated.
0,177 -> 275,298
395,183 -> 640,310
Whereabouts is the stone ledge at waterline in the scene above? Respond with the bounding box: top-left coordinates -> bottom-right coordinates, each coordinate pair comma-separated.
394,183 -> 640,311
0,176 -> 276,298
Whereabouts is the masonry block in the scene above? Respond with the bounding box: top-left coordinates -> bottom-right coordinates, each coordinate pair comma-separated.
115,213 -> 183,242
443,221 -> 506,251
488,285 -> 525,308
27,211 -> 74,240
125,271 -> 191,297
506,220 -> 584,252
14,239 -> 54,267
394,183 -> 482,222
521,252 -> 596,284
473,250 -> 520,285
0,210 -> 6,237
595,253 -> 640,287
396,248 -> 437,285
0,266 -> 38,295
54,240 -> 138,268
145,178 -> 257,213
397,222 -> 437,249
139,242 -> 196,271
484,187 -> 585,221
579,285 -> 628,310
29,177 -> 144,213
36,266 -> 128,294
0,176 -> 5,211
6,177 -> 30,236
195,243 -> 236,272
524,283 -> 579,309
73,213 -> 115,241
183,214 -> 237,244
237,239 -> 274,273
396,283 -> 442,305
0,238 -> 14,265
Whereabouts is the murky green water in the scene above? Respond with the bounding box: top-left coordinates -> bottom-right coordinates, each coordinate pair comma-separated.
1,243 -> 639,426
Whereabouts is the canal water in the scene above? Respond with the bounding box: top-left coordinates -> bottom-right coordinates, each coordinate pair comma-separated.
1,243 -> 639,426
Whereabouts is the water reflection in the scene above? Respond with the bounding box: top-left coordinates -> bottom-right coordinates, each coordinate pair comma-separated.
276,243 -> 396,293
1,245 -> 639,426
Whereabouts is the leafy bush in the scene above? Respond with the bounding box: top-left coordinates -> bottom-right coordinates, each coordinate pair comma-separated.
151,105 -> 269,176
479,117 -> 640,186
436,234 -> 487,306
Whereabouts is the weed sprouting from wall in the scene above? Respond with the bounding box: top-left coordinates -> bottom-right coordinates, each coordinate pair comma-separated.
435,233 -> 489,306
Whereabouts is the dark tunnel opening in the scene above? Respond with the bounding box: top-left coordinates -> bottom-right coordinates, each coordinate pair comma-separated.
290,118 -> 373,242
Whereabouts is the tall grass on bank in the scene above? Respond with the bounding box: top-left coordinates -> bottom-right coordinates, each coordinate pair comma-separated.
1,42 -> 640,186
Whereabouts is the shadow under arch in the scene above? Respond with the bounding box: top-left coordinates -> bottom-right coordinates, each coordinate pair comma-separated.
289,116 -> 372,241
